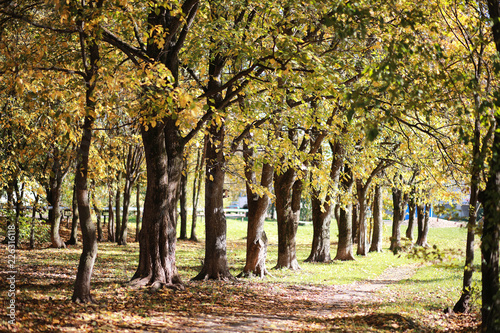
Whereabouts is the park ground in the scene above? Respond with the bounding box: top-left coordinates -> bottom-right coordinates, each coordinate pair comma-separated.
1,217 -> 481,332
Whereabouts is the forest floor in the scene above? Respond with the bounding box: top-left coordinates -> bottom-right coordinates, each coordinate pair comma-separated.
1,217 -> 480,332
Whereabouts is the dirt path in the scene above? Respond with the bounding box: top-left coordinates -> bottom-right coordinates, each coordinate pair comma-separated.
166,264 -> 418,332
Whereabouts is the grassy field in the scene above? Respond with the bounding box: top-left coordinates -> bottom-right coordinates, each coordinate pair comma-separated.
1,215 -> 481,332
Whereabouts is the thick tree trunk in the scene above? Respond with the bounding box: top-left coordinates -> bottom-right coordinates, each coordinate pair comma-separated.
480,176 -> 500,331
193,121 -> 234,280
306,191 -> 332,263
415,204 -> 430,247
178,157 -> 188,240
66,183 -> 79,245
483,3 -> 500,330
405,196 -> 416,240
307,142 -> 343,262
72,115 -> 97,303
238,141 -> 273,278
390,187 -> 407,253
131,122 -> 183,289
334,165 -> 355,261
274,167 -> 302,270
369,184 -> 383,253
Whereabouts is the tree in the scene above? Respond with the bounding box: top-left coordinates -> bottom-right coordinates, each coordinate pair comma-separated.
98,0 -> 201,289
481,1 -> 500,330
238,138 -> 273,277
118,136 -> 144,245
334,162 -> 355,261
306,139 -> 344,263
369,183 -> 384,252
415,202 -> 430,248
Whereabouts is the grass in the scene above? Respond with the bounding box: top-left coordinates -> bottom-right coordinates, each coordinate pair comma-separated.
1,215 -> 481,332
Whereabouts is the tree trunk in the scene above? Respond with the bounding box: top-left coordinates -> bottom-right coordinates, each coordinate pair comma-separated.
71,27 -> 100,303
66,183 -> 79,245
454,186 -> 479,313
135,182 -> 141,242
131,121 -> 183,289
356,180 -> 368,256
48,155 -> 66,248
92,191 -> 103,242
72,115 -> 97,303
118,177 -> 131,245
115,173 -> 121,244
480,176 -> 500,332
334,164 -> 355,261
13,182 -> 22,248
238,141 -> 273,278
390,187 -> 407,253
352,202 -> 359,245
107,187 -> 115,242
274,167 -> 302,270
306,190 -> 332,262
405,195 -> 416,240
178,156 -> 188,240
369,184 -> 383,253
454,98 -> 483,314
415,204 -> 430,247
482,3 -> 500,330
190,141 -> 205,242
30,194 -> 39,249
193,120 -> 234,280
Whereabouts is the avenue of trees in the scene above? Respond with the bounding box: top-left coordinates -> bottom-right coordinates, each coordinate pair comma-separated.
1,0 -> 500,331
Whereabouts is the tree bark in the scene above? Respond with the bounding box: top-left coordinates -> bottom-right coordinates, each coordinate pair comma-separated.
47,152 -> 67,248
118,176 -> 131,245
71,8 -> 102,301
92,191 -> 103,242
119,144 -> 144,245
190,140 -> 205,242
30,194 -> 39,249
238,141 -> 273,278
369,184 -> 383,253
72,115 -> 97,303
135,182 -> 141,242
415,204 -> 430,247
66,183 -> 79,245
178,156 -> 188,240
454,186 -> 479,313
390,187 -> 407,253
307,190 -> 332,263
306,141 -> 343,262
352,202 -> 359,245
107,187 -> 115,242
115,172 -> 121,244
274,167 -> 302,270
193,120 -> 234,280
131,121 -> 183,288
356,180 -> 369,256
405,199 -> 416,241
334,164 -> 355,261
454,85 -> 485,313
476,3 -> 500,329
